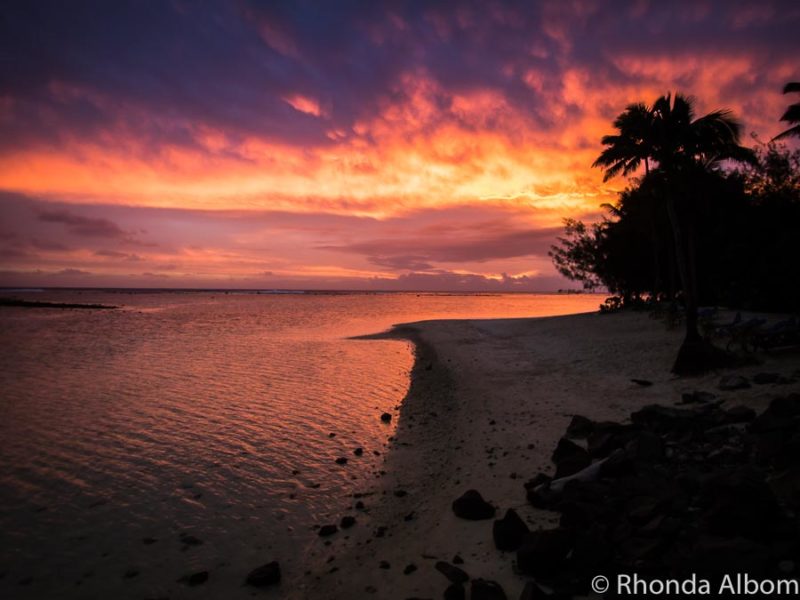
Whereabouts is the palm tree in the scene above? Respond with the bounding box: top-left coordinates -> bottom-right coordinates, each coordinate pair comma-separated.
595,93 -> 755,374
773,82 -> 800,141
594,102 -> 655,178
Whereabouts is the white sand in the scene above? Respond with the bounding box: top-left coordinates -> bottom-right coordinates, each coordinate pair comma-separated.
297,310 -> 800,599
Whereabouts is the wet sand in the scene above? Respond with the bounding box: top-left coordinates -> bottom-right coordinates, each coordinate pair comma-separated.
298,310 -> 800,599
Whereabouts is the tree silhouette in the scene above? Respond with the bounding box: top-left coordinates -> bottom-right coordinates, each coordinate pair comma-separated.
594,93 -> 755,374
774,82 -> 800,141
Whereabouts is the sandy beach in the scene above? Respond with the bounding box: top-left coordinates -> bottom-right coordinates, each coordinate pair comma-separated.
299,310 -> 800,599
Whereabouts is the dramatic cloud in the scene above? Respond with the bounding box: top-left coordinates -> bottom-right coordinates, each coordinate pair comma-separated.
37,209 -> 127,238
0,1 -> 798,288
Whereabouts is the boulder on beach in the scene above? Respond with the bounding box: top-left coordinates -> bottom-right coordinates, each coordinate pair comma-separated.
516,529 -> 573,578
470,578 -> 507,600
245,561 -> 281,587
719,374 -> 750,390
452,490 -> 495,520
435,560 -> 469,584
318,524 -> 338,536
444,582 -> 466,600
492,508 -> 529,551
380,412 -> 392,422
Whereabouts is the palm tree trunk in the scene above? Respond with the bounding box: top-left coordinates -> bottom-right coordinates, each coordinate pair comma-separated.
665,194 -> 697,339
666,188 -> 725,375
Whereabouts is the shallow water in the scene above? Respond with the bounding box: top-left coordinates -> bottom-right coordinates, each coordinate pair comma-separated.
0,291 -> 601,598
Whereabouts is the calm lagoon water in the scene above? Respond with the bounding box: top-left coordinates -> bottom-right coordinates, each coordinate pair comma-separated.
0,291 -> 601,598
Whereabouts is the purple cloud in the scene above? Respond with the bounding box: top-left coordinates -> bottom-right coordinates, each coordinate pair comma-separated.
38,209 -> 127,238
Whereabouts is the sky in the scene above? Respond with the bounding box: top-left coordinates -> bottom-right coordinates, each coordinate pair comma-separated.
1,0 -> 798,291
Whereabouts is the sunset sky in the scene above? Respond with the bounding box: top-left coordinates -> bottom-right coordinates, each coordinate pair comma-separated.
1,0 -> 798,290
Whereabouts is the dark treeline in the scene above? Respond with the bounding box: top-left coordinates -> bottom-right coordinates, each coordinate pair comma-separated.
551,143 -> 800,311
550,88 -> 800,374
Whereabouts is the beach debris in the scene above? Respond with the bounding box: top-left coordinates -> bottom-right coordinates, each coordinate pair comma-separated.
444,582 -> 466,600
492,508 -> 529,551
318,524 -> 338,537
380,412 -> 392,422
630,378 -> 653,386
718,374 -> 750,390
245,561 -> 281,587
452,489 -> 495,520
340,516 -> 356,529
178,570 -> 209,586
434,561 -> 469,584
335,457 -> 348,465
470,578 -> 507,600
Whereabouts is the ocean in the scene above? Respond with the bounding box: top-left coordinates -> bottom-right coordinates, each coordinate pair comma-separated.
0,290 -> 601,598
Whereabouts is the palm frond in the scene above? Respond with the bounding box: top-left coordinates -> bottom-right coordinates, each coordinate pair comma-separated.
783,82 -> 800,94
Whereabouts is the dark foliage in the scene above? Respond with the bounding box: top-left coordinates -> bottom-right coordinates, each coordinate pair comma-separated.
551,142 -> 800,313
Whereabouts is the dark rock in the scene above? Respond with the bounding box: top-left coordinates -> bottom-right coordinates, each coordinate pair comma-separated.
685,535 -> 770,576
492,508 -> 529,551
699,468 -> 784,538
631,378 -> 653,387
403,564 -> 417,575
552,437 -> 591,478
245,561 -> 281,587
379,560 -> 390,569
380,413 -> 392,422
318,525 -> 338,537
355,501 -> 365,510
767,394 -> 800,418
182,571 -> 208,586
471,579 -> 507,600
754,372 -> 780,384
566,415 -> 594,438
625,431 -> 664,462
179,533 -> 203,546
680,390 -> 717,404
142,537 -> 157,545
452,554 -> 464,565
452,490 -> 495,520
552,437 -> 586,464
587,422 -> 639,457
354,447 -> 364,456
631,404 -> 701,432
435,561 -> 469,584
517,529 -> 573,578
719,375 -> 750,391
340,516 -> 356,529
518,581 -> 550,600
123,568 -> 139,579
724,405 -> 756,423
335,457 -> 348,465
444,582 -> 466,600
394,489 -> 408,498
